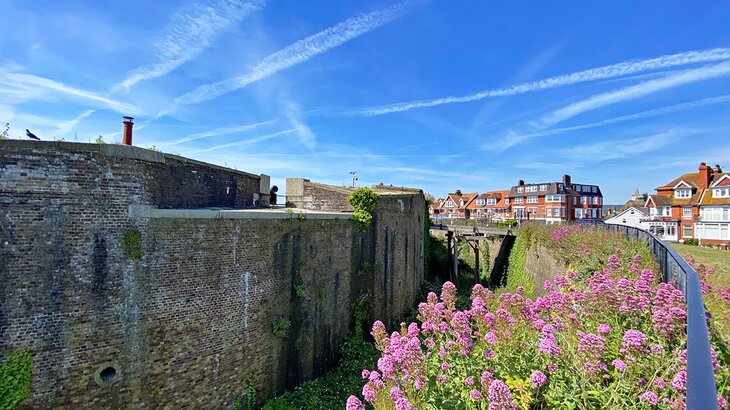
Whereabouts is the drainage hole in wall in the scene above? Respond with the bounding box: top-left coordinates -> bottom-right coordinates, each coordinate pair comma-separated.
100,366 -> 117,383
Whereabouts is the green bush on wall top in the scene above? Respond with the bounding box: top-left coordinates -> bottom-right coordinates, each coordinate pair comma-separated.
0,350 -> 32,410
347,188 -> 380,232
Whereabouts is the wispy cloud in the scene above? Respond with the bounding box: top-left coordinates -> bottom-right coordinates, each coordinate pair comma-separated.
541,61 -> 730,126
55,109 -> 95,135
554,129 -> 686,162
163,119 -> 278,146
285,103 -> 316,150
0,68 -> 139,114
485,93 -> 730,151
113,0 -> 265,92
348,47 -> 730,116
183,128 -> 296,155
162,0 -> 418,116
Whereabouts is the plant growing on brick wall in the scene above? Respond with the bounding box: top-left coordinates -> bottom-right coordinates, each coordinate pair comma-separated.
347,188 -> 379,232
356,262 -> 381,277
272,316 -> 291,338
315,285 -> 326,301
121,229 -> 142,260
294,284 -> 305,298
0,350 -> 32,409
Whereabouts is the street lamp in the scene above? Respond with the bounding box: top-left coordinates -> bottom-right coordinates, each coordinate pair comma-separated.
349,171 -> 358,187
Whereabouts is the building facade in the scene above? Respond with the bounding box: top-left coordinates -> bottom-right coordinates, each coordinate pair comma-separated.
642,163 -> 729,246
508,174 -> 603,223
465,190 -> 512,222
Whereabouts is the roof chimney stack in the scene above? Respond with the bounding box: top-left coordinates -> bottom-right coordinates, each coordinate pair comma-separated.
562,174 -> 571,187
715,164 -> 723,173
517,179 -> 524,186
455,189 -> 462,196
699,162 -> 711,190
122,116 -> 134,146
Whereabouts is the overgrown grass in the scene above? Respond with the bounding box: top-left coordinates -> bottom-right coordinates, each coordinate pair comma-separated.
670,243 -> 730,339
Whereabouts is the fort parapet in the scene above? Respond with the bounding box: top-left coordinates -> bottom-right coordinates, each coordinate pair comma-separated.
0,140 -> 425,408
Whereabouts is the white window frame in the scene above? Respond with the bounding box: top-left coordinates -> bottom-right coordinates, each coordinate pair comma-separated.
486,198 -> 497,205
592,186 -> 597,193
517,187 -> 524,193
505,198 -> 510,204
514,197 -> 524,204
445,200 -> 455,208
713,188 -> 730,198
682,207 -> 692,220
527,196 -> 538,203
683,225 -> 693,238
526,186 -> 538,192
675,189 -> 691,199
476,199 -> 486,206
539,184 -> 547,191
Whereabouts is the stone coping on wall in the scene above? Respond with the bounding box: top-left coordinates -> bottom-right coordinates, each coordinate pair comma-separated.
0,139 -> 264,179
128,204 -> 353,220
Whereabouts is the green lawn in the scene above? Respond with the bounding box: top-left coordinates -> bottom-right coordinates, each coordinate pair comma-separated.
670,243 -> 730,339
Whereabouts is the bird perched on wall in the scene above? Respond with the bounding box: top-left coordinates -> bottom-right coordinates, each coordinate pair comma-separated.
26,129 -> 40,140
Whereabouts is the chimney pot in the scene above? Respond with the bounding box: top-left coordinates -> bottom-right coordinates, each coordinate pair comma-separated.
517,180 -> 524,186
715,164 -> 722,172
455,189 -> 462,196
699,162 -> 711,190
562,174 -> 571,186
122,116 -> 134,146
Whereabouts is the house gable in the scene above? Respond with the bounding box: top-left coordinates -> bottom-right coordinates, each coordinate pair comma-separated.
711,174 -> 730,187
672,180 -> 693,189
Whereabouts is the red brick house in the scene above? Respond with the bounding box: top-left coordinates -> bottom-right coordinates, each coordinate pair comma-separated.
466,190 -> 512,222
508,174 -> 603,223
439,189 -> 478,219
644,163 -> 729,246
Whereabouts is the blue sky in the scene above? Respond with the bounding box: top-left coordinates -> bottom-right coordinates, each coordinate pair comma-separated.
2,0 -> 730,204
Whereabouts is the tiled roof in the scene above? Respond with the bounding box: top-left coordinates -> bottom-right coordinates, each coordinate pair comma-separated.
657,173 -> 699,189
509,182 -> 602,197
646,194 -> 671,207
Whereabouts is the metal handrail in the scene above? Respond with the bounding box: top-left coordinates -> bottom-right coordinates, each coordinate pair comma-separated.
603,224 -> 718,410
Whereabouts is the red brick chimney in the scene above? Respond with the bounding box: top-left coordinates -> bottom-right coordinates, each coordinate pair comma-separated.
122,116 -> 134,146
698,162 -> 712,190
562,174 -> 571,186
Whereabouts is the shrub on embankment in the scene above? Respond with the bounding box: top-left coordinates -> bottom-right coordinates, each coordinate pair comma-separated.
347,225 -> 730,409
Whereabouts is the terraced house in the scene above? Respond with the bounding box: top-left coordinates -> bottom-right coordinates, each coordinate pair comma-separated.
434,189 -> 478,219
644,162 -> 730,246
508,174 -> 603,223
465,190 -> 512,222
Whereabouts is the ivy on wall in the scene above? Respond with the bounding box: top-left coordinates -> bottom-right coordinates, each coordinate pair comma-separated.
347,188 -> 380,232
121,229 -> 142,260
0,350 -> 32,410
506,226 -> 535,297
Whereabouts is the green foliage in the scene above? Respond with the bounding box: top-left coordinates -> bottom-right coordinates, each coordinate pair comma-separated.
356,262 -> 381,277
315,285 -> 326,301
293,284 -> 305,298
233,375 -> 257,410
506,225 -> 534,297
297,212 -> 306,221
121,229 -> 142,260
146,145 -> 159,152
0,123 -> 9,140
0,350 -> 32,410
262,332 -> 378,410
425,234 -> 450,282
351,294 -> 371,337
94,135 -> 105,144
683,238 -> 699,246
480,239 -> 490,284
348,188 -> 379,231
272,316 -> 291,338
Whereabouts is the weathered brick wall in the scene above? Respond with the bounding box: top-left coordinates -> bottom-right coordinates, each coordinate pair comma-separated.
285,178 -> 354,211
0,141 -> 424,408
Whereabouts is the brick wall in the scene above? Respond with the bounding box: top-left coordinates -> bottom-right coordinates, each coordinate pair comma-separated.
0,141 -> 424,408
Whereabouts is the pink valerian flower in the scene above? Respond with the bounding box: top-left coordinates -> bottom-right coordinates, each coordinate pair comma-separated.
389,386 -> 404,402
612,359 -> 627,372
438,347 -> 447,358
423,338 -> 435,349
362,383 -> 378,402
597,324 -> 611,334
621,329 -> 647,358
465,376 -> 475,386
485,331 -> 497,345
639,391 -> 659,406
487,380 -> 517,410
480,371 -> 494,388
414,376 -> 426,390
346,395 -> 365,410
470,389 -> 483,400
441,362 -> 449,371
395,397 -> 414,410
718,394 -> 728,409
577,332 -> 606,361
650,344 -> 665,355
361,369 -> 370,379
371,321 -> 387,345
538,328 -> 562,358
436,374 -> 447,384
441,281 -> 457,311
484,349 -> 495,358
547,364 -> 557,372
368,371 -> 380,381
652,283 -> 686,341
608,254 -> 621,271
407,322 -> 420,338
530,370 -> 547,387
653,378 -> 667,389
672,370 -> 687,392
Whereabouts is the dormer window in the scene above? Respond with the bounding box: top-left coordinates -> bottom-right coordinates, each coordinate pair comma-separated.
538,184 -> 547,191
486,198 -> 497,205
675,189 -> 691,199
714,188 -> 730,198
445,200 -> 455,207
517,187 -> 524,193
476,199 -> 486,205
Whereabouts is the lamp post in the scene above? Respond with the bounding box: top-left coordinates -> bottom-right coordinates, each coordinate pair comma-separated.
349,171 -> 358,187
